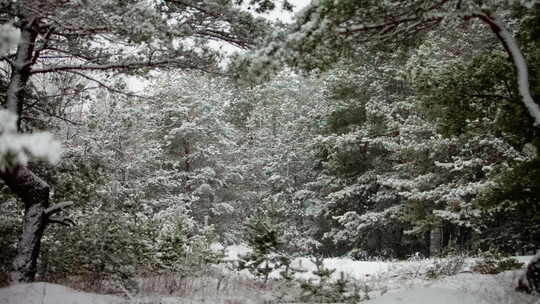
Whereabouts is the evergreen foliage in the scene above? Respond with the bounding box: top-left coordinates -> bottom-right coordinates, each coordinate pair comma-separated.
237,215 -> 298,283
1,0 -> 540,292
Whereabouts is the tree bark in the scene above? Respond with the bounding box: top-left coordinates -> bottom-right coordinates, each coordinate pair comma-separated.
1,20 -> 52,284
0,166 -> 50,283
430,223 -> 442,257
5,20 -> 37,129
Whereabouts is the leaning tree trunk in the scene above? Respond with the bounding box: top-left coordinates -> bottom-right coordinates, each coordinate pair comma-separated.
0,166 -> 50,283
0,19 -> 51,284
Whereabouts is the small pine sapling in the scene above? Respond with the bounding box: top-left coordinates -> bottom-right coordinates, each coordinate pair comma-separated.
238,215 -> 296,284
299,256 -> 335,301
277,255 -> 304,281
299,257 -> 367,303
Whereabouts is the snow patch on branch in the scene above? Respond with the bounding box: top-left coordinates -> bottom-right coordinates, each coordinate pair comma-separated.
0,23 -> 20,56
0,110 -> 63,170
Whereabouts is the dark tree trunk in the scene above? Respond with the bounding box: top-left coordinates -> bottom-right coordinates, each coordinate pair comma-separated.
430,223 -> 442,257
0,166 -> 50,283
0,20 -> 52,284
457,226 -> 471,251
5,20 -> 37,127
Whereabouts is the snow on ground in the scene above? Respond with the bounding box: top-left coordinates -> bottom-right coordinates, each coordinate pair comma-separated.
0,282 -> 122,304
515,255 -> 535,264
291,256 -> 390,280
358,268 -> 534,304
225,245 -> 535,281
0,247 -> 535,304
224,245 -> 538,303
225,244 -> 390,280
224,243 -> 252,260
366,287 -> 488,304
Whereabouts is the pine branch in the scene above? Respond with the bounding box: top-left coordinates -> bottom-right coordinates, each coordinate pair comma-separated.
44,201 -> 74,216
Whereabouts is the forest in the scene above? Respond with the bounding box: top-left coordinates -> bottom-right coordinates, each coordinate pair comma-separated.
0,0 -> 540,303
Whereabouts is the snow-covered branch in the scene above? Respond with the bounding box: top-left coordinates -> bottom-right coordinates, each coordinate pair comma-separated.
476,13 -> 540,126
0,110 -> 63,170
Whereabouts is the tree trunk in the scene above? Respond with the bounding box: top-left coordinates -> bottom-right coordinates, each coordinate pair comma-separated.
0,166 -> 50,283
430,223 -> 442,257
0,20 -> 51,284
5,20 -> 37,128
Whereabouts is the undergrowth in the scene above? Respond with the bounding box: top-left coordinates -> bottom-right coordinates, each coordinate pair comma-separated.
26,252 -> 538,304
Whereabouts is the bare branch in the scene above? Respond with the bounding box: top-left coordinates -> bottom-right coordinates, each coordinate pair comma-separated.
48,217 -> 76,226
44,201 -> 74,216
21,110 -> 81,126
36,86 -> 100,99
62,70 -> 147,98
31,26 -> 54,65
30,59 -> 204,74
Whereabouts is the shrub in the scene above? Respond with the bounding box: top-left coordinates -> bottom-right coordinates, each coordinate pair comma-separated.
425,254 -> 465,279
238,215 -> 299,284
298,256 -> 368,303
472,250 -> 524,274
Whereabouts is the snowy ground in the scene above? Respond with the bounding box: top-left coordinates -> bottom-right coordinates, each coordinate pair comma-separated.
224,244 -> 389,280
0,282 -> 122,304
0,246 -> 537,304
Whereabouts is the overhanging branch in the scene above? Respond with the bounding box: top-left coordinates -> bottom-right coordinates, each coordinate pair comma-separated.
63,70 -> 146,98
474,12 -> 540,126
30,59 -> 204,74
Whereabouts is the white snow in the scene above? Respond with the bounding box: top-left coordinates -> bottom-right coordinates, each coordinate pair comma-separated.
224,244 -> 253,260
0,282 -> 121,304
225,245 -> 534,281
0,110 -> 63,168
0,250 -> 535,304
366,287 -> 489,304
290,256 -> 390,280
0,23 -> 20,56
224,244 -> 389,280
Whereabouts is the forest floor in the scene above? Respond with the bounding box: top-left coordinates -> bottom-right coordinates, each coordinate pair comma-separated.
0,246 -> 537,304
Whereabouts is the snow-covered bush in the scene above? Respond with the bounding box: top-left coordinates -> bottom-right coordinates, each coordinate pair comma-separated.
388,254 -> 466,280
298,256 -> 369,303
472,250 -> 524,275
425,255 -> 466,279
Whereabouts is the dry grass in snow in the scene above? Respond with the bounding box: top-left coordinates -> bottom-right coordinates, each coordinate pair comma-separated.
0,247 -> 538,304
